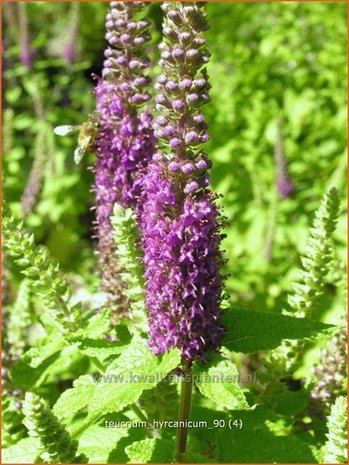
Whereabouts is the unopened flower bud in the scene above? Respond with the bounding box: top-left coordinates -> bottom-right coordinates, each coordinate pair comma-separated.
172,48 -> 185,61
156,116 -> 168,127
168,161 -> 181,172
115,19 -> 126,27
182,163 -> 196,174
196,159 -> 208,170
172,100 -> 185,112
156,94 -> 168,105
129,59 -> 142,69
179,32 -> 192,46
168,10 -> 182,26
120,33 -> 131,43
187,49 -> 199,60
170,138 -> 183,149
180,78 -> 192,90
184,181 -> 200,193
186,93 -> 199,105
164,125 -> 176,137
157,74 -> 168,85
166,80 -> 179,92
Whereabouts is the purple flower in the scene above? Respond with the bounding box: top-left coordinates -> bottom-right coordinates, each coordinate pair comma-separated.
140,3 -> 225,361
93,1 -> 155,318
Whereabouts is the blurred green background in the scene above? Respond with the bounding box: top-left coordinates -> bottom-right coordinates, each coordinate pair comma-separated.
3,1 -> 347,329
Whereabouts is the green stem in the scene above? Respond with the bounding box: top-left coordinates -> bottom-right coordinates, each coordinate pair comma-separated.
130,403 -> 159,438
175,362 -> 193,462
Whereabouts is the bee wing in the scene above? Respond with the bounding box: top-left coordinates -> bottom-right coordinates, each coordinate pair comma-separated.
54,125 -> 80,136
74,136 -> 91,164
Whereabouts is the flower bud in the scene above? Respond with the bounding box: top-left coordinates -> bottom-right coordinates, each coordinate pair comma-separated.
127,21 -> 137,31
172,100 -> 185,112
179,78 -> 192,90
104,48 -> 113,58
167,9 -> 182,26
129,59 -> 142,69
170,138 -> 183,149
156,94 -> 168,105
184,131 -> 199,144
186,93 -> 199,105
163,26 -> 178,41
120,82 -> 132,92
156,116 -> 168,127
115,19 -> 126,27
181,163 -> 196,174
164,125 -> 176,137
172,48 -> 185,62
168,161 -> 181,172
120,33 -> 131,43
184,181 -> 200,193
134,37 -> 146,46
157,74 -> 168,85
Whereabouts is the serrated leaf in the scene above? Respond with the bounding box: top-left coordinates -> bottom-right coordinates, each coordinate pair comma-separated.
125,438 -> 174,464
53,375 -> 96,422
77,338 -> 126,363
222,308 -> 333,353
88,339 -> 181,419
2,437 -> 42,463
74,310 -> 111,340
193,356 -> 250,410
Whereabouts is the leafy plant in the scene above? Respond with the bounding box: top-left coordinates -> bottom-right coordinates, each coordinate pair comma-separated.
2,1 -> 347,464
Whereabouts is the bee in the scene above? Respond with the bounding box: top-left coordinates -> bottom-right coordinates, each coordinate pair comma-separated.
54,120 -> 98,164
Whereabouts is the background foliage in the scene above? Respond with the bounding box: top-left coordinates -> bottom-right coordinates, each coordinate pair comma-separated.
2,2 -> 347,464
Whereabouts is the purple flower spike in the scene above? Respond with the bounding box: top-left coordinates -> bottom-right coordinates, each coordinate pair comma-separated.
93,1 -> 155,320
274,119 -> 295,199
140,3 -> 225,361
18,3 -> 35,70
62,3 -> 79,64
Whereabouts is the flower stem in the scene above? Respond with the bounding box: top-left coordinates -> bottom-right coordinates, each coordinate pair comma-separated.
175,362 -> 193,462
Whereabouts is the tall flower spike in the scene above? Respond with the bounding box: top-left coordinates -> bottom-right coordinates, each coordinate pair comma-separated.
62,2 -> 79,63
140,2 -> 225,361
23,392 -> 87,463
111,204 -> 147,333
93,1 -> 155,320
21,128 -> 46,218
2,213 -> 82,335
287,186 -> 340,318
310,326 -> 347,409
17,2 -> 34,69
267,187 -> 341,375
274,118 -> 294,199
323,396 -> 348,464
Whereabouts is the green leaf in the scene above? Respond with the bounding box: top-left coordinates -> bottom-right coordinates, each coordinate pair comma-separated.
21,338 -> 66,368
77,338 -> 126,363
125,438 -> 174,464
73,310 -> 111,340
2,437 -> 42,463
271,390 -> 308,416
53,375 -> 96,423
193,356 -> 250,410
222,308 -> 333,354
218,426 -> 315,463
11,351 -> 62,390
88,339 -> 181,419
78,424 -> 129,463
